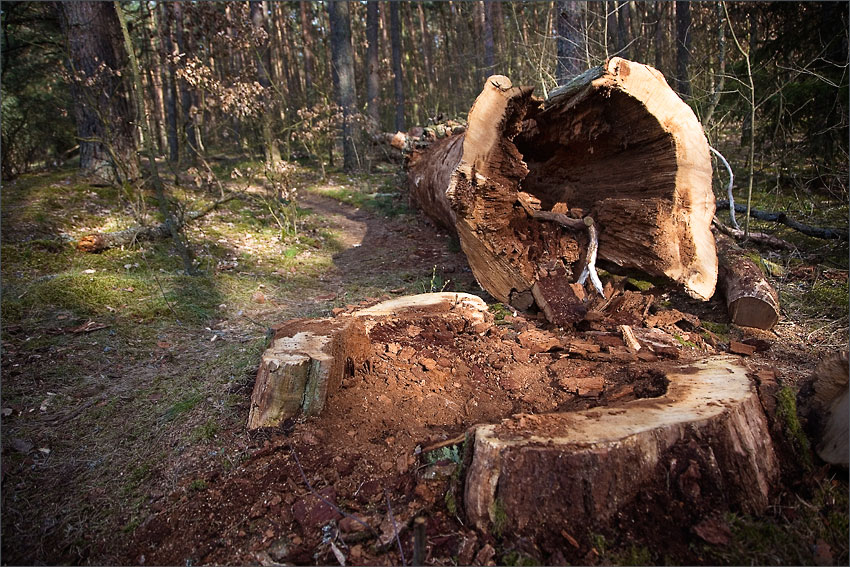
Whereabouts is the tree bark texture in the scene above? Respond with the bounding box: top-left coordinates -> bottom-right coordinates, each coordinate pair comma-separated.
714,232 -> 780,330
409,58 -> 717,309
59,1 -> 139,184
327,0 -> 358,172
251,0 -> 281,164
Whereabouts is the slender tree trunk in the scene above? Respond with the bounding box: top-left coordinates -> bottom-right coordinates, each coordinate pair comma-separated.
704,1 -> 726,125
675,0 -> 691,98
142,2 -> 166,154
327,0 -> 358,171
366,1 -> 381,129
159,2 -> 179,162
172,2 -> 196,163
114,1 -> 195,275
482,1 -> 495,74
617,0 -> 630,57
390,1 -> 405,132
300,1 -> 316,107
556,1 -> 584,83
654,1 -> 665,73
59,1 -> 139,184
251,0 -> 281,163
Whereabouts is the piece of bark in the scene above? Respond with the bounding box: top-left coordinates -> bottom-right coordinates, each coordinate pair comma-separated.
464,356 -> 779,537
409,58 -> 718,309
812,351 -> 849,466
531,278 -> 588,326
630,327 -> 681,358
714,232 -> 780,330
729,340 -> 757,356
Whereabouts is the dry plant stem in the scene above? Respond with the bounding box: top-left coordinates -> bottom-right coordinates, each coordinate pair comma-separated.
709,146 -> 738,229
723,1 -> 756,237
115,1 -> 195,275
385,490 -> 407,566
532,211 -> 604,296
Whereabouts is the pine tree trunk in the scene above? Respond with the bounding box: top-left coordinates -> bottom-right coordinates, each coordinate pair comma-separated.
327,0 -> 358,172
251,0 -> 281,164
389,2 -> 405,133
299,1 -> 316,107
556,1 -> 584,83
675,0 -> 691,98
366,1 -> 381,129
59,1 -> 139,184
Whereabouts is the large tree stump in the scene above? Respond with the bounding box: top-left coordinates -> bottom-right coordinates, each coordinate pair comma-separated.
409,58 -> 717,313
463,355 -> 779,536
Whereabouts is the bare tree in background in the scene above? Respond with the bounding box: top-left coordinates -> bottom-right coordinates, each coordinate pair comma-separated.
389,2 -> 405,132
556,0 -> 585,83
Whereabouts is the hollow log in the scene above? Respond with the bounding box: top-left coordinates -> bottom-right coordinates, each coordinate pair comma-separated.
409,58 -> 717,311
463,355 -> 779,537
714,231 -> 780,330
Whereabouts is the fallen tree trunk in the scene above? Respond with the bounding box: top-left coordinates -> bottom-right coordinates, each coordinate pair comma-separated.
714,231 -> 780,330
716,200 -> 848,241
76,195 -> 236,253
409,58 -> 717,318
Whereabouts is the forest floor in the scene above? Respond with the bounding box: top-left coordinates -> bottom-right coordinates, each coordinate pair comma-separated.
1,158 -> 848,566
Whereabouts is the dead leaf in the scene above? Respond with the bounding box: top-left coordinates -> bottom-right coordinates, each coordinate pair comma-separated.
252,291 -> 267,304
122,287 -> 135,292
692,516 -> 732,546
814,539 -> 833,566
71,321 -> 109,333
2,408 -> 13,417
157,341 -> 172,349
315,294 -> 336,301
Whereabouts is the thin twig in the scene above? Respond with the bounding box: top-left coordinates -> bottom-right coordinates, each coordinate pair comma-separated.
289,445 -> 378,537
385,490 -> 407,567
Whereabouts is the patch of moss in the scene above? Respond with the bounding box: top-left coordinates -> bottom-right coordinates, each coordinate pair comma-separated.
188,479 -> 207,492
612,545 -> 654,566
775,386 -> 813,470
490,498 -> 508,538
444,488 -> 457,517
489,303 -> 511,323
673,334 -> 697,348
702,321 -> 731,342
625,277 -> 654,292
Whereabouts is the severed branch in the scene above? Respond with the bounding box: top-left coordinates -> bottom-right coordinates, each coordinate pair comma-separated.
715,200 -> 847,241
529,208 -> 605,297
712,217 -> 796,251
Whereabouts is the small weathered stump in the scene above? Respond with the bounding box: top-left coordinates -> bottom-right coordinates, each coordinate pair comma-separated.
248,293 -> 489,429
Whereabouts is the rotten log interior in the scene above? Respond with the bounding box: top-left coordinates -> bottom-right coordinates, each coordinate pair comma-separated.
410,58 -> 717,324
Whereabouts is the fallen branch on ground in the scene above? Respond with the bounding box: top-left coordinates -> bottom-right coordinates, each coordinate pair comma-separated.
716,200 -> 847,241
712,217 -> 797,251
76,193 -> 237,253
